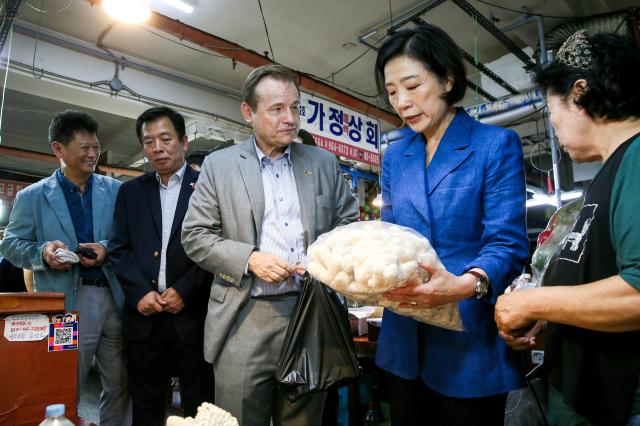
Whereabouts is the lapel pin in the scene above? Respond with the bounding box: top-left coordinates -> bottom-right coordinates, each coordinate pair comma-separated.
304,170 -> 313,176
190,182 -> 196,190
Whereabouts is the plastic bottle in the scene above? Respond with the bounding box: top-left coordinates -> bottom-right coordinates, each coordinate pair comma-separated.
38,404 -> 75,426
509,273 -> 536,292
363,401 -> 380,426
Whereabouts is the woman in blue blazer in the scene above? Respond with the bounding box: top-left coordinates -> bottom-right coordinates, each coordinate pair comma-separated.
373,24 -> 529,425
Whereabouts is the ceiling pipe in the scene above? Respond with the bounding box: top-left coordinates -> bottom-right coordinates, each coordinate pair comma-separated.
411,16 -> 518,98
465,89 -> 544,125
359,19 -> 500,102
13,23 -> 242,101
627,7 -> 640,47
358,0 -> 447,44
358,2 -> 518,102
477,101 -> 544,126
0,146 -> 143,177
0,0 -> 21,52
86,0 -> 402,127
448,0 -> 535,69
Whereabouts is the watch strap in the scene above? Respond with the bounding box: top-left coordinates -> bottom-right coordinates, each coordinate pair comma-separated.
466,270 -> 489,299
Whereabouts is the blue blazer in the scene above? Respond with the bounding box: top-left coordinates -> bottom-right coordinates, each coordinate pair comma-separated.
109,167 -> 213,344
0,172 -> 124,313
375,109 -> 528,397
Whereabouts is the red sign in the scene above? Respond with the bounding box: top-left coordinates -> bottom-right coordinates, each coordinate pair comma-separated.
311,134 -> 381,166
0,179 -> 30,201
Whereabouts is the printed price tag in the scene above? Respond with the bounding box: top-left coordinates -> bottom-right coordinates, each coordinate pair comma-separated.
3,314 -> 49,341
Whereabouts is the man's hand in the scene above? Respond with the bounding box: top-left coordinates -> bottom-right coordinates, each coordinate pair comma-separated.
495,290 -> 537,334
248,251 -> 293,284
161,287 -> 185,314
137,291 -> 166,316
499,320 -> 544,351
293,263 -> 307,276
77,242 -> 107,268
43,240 -> 72,270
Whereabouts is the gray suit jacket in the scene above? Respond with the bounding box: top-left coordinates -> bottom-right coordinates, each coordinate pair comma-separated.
182,137 -> 359,363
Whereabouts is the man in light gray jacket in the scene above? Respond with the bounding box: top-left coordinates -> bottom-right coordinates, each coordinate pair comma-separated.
182,64 -> 358,426
0,110 -> 130,425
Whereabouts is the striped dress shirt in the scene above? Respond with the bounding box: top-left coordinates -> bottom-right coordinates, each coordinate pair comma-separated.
252,143 -> 305,297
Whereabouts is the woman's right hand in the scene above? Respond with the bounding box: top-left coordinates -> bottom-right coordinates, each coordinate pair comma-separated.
383,262 -> 477,308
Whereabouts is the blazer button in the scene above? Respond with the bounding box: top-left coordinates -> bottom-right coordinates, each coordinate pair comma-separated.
153,251 -> 159,258
151,279 -> 157,284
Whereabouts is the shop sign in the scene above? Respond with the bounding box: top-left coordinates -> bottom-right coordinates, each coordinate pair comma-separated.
299,93 -> 380,166
0,180 -> 29,201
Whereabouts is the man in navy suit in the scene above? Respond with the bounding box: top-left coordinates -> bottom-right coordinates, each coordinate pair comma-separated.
109,107 -> 213,425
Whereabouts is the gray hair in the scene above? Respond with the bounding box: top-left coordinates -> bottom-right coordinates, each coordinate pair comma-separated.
242,64 -> 299,109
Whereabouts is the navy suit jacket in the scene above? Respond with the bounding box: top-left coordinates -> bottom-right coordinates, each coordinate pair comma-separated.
109,166 -> 212,343
375,109 -> 529,397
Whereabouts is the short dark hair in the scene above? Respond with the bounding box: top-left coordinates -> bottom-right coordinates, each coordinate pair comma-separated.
535,33 -> 640,120
48,110 -> 99,145
242,64 -> 299,110
135,106 -> 186,144
186,151 -> 206,167
375,23 -> 467,105
297,128 -> 317,146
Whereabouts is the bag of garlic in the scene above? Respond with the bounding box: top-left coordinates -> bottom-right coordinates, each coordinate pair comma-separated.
165,402 -> 238,426
307,221 -> 462,331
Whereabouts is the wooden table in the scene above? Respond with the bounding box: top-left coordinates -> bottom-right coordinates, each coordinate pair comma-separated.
0,292 -> 81,425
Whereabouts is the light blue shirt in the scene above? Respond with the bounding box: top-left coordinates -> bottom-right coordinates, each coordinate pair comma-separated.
252,143 -> 305,297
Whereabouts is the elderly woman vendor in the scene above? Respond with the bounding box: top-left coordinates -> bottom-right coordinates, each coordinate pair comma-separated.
495,31 -> 640,426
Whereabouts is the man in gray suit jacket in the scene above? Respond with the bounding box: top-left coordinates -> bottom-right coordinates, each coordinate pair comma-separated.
0,110 -> 130,425
182,64 -> 359,426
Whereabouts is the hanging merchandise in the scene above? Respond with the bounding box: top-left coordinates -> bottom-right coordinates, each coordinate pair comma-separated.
276,274 -> 360,402
359,205 -> 380,221
508,197 -> 584,293
534,197 -> 584,286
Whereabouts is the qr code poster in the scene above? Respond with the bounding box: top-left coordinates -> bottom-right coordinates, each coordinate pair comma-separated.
48,313 -> 78,352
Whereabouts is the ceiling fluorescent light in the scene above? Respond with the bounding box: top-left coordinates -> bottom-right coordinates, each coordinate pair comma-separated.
526,190 -> 583,208
525,198 -> 552,208
103,0 -> 151,24
372,193 -> 383,207
159,0 -> 193,13
130,158 -> 146,167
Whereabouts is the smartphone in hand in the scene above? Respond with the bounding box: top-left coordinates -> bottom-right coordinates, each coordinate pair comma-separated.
75,246 -> 98,260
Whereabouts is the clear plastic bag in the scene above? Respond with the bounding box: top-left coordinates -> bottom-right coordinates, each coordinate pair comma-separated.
307,221 -> 462,331
508,197 -> 584,292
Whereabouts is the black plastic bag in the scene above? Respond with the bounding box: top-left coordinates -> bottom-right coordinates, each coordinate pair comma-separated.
276,273 -> 361,402
504,377 -> 548,426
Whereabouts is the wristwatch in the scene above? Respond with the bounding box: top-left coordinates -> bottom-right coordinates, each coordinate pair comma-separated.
466,270 -> 489,299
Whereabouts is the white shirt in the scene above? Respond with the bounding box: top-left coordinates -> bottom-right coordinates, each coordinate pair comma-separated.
156,162 -> 187,292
